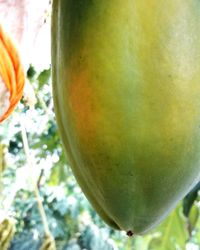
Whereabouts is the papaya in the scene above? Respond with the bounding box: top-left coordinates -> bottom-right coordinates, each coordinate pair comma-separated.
51,0 -> 200,235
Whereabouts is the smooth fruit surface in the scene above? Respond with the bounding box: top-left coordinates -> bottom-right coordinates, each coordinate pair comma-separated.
52,0 -> 200,234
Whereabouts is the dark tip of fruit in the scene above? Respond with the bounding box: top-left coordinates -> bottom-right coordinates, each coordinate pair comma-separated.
127,230 -> 134,237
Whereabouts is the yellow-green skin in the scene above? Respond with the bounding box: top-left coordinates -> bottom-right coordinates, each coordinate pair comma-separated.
52,0 -> 200,234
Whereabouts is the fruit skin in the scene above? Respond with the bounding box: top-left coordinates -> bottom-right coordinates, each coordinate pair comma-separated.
52,0 -> 200,234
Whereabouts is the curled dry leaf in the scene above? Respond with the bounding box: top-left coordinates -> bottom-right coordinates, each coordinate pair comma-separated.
0,25 -> 25,122
0,0 -> 50,122
0,0 -> 50,68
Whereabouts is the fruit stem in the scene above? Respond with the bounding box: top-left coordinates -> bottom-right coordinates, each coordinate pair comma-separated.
20,119 -> 51,237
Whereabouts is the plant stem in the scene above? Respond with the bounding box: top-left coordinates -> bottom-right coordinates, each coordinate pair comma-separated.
20,119 -> 51,236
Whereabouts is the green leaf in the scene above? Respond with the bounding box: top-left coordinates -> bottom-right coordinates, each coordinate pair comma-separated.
148,204 -> 188,250
183,181 -> 200,217
195,224 -> 200,246
132,235 -> 154,250
188,203 -> 199,234
37,68 -> 51,88
27,65 -> 37,80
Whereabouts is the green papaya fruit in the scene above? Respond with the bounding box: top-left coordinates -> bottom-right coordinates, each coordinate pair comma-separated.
51,0 -> 200,235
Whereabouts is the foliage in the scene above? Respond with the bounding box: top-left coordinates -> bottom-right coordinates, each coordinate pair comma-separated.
0,65 -> 199,250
